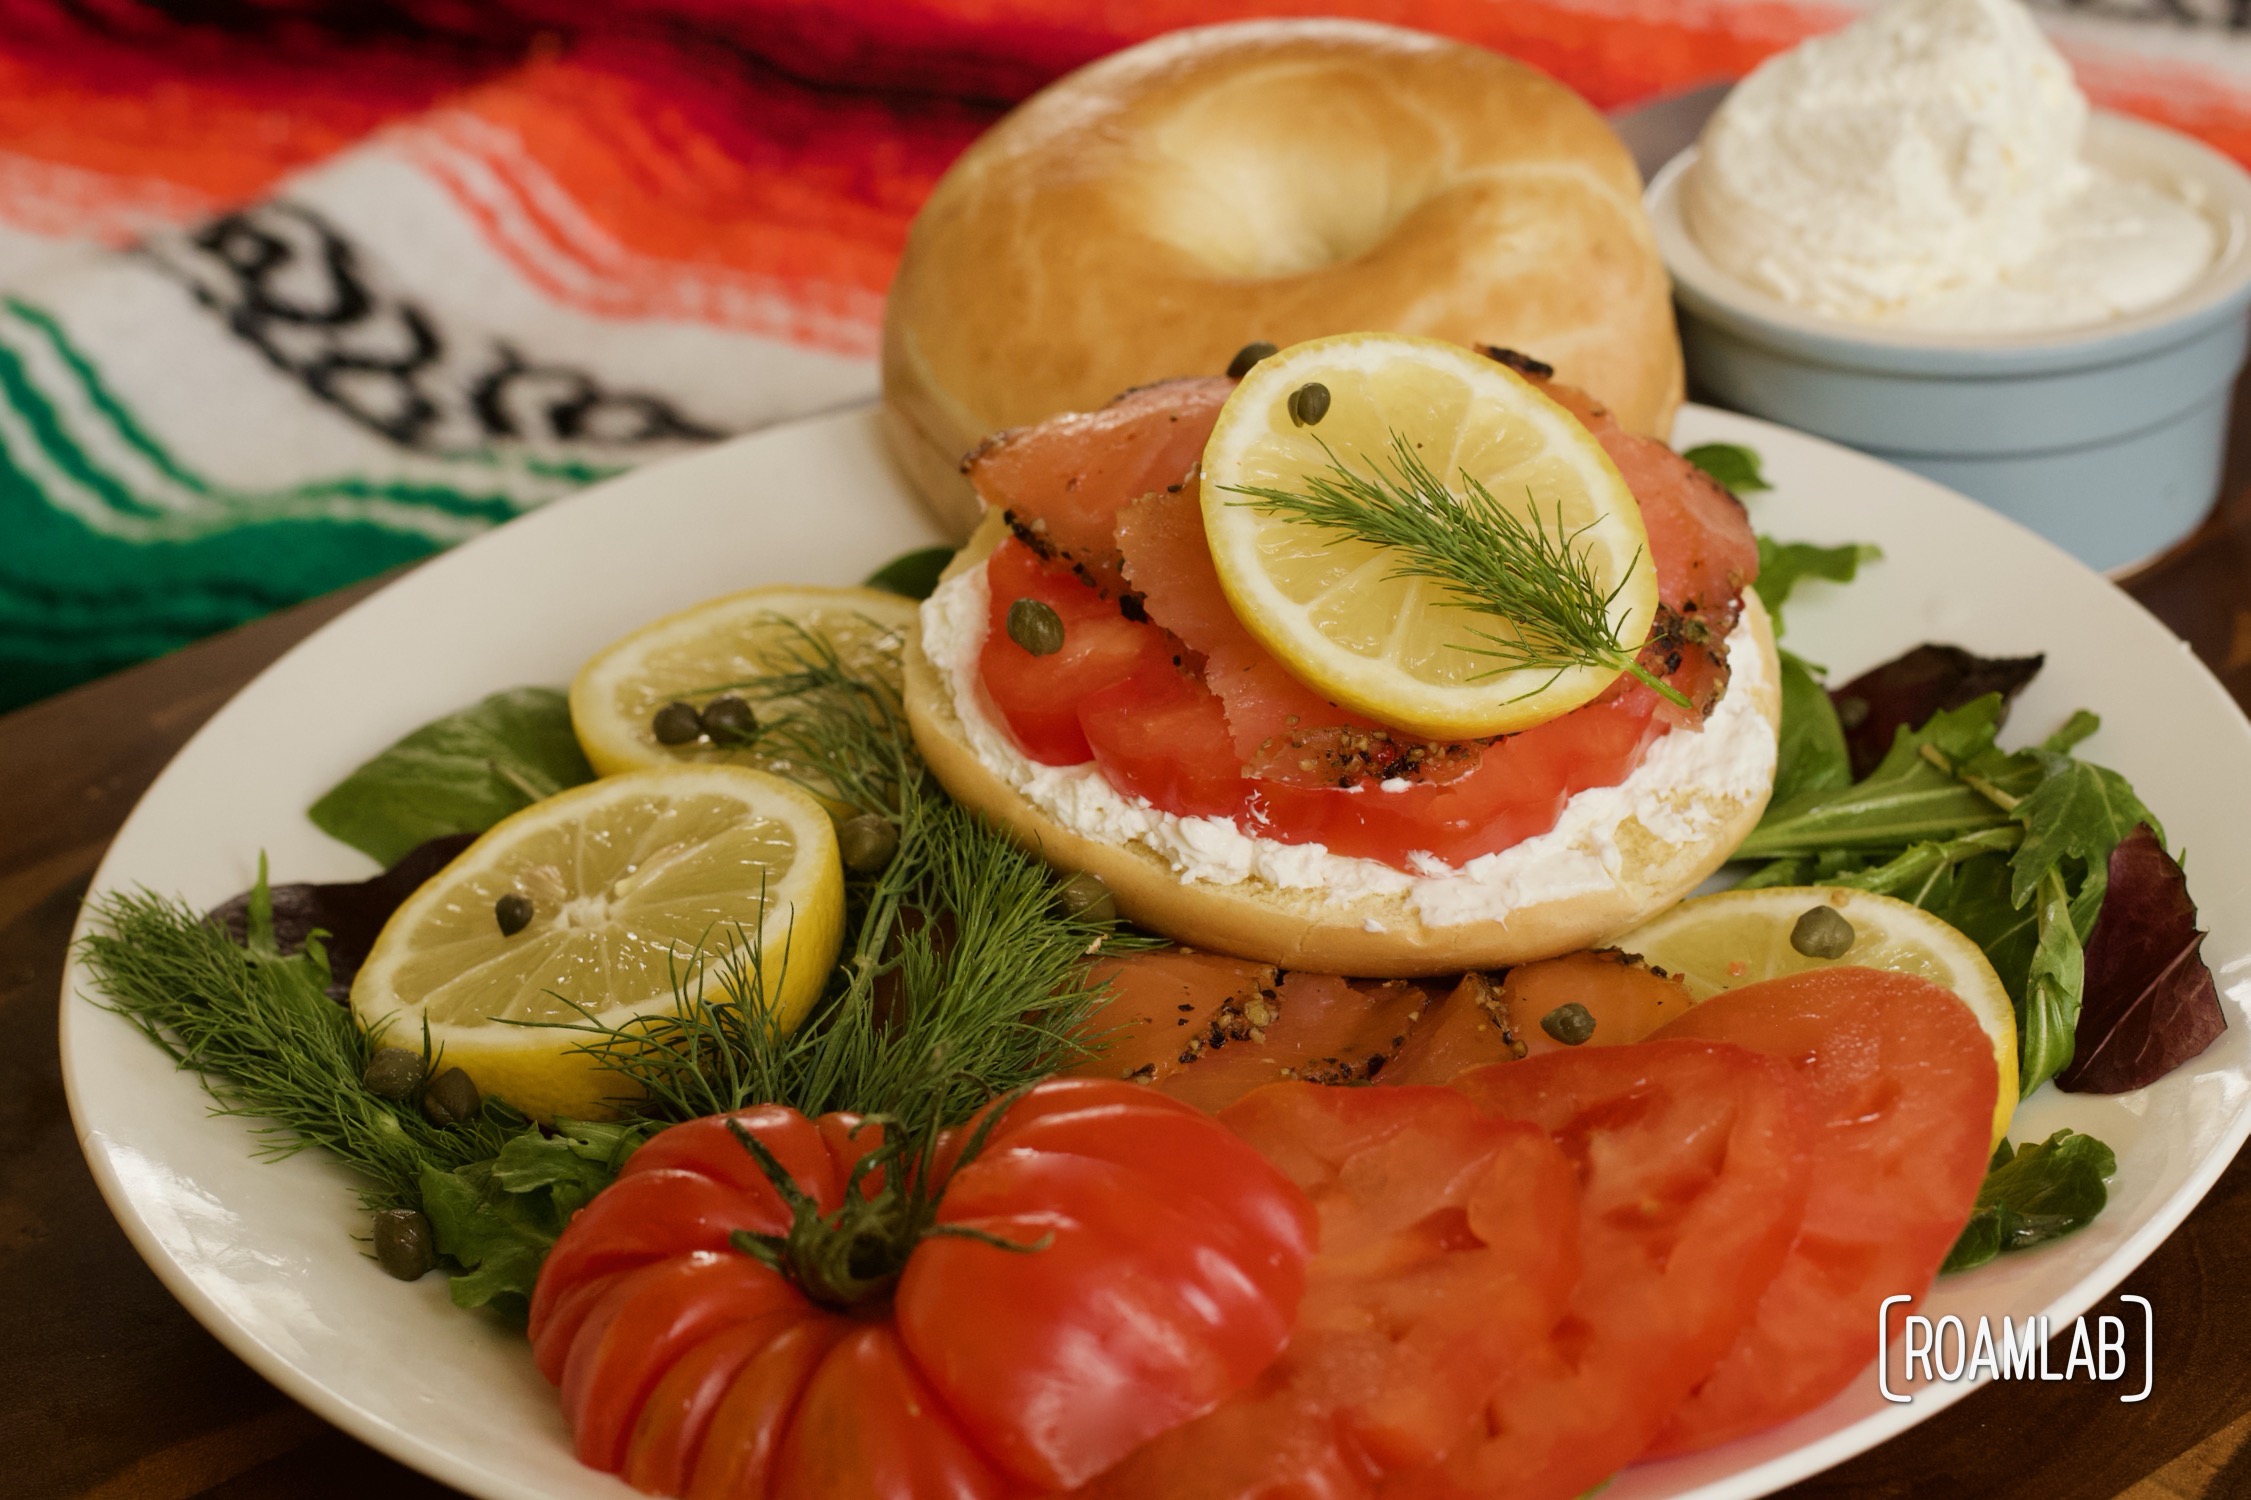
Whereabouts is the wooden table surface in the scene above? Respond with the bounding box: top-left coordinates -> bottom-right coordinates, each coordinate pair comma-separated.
12,386 -> 2251,1500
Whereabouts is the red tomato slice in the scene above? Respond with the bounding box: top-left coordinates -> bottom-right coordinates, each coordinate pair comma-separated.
980,536 -> 1178,764
1400,1040 -> 1812,1500
1080,1083 -> 1581,1500
1642,967 -> 1998,1455
1078,650 -> 1249,819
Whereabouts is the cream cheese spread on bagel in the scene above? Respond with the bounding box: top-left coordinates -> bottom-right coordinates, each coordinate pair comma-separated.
919,560 -> 1776,931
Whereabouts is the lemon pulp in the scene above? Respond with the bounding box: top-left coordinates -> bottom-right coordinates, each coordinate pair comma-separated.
351,764 -> 843,1119
571,585 -> 916,780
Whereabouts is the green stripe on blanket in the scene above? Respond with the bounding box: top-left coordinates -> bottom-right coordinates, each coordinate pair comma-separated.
0,300 -> 618,711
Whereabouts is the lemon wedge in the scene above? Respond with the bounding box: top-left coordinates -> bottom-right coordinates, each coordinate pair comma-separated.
571,585 -> 916,779
1199,334 -> 1655,739
1617,886 -> 2019,1145
351,764 -> 843,1120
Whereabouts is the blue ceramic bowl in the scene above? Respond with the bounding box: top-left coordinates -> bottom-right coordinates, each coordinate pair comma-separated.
1647,113 -> 2251,574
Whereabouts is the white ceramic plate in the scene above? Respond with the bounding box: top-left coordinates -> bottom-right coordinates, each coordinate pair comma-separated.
60,404 -> 2251,1500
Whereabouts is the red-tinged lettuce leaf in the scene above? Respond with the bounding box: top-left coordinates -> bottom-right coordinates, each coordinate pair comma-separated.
208,833 -> 476,1000
1831,645 -> 2045,780
2055,823 -> 2226,1093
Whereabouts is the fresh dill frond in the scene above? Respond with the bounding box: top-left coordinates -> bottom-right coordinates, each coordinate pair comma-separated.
559,616 -> 1133,1129
78,887 -> 518,1208
1227,432 -> 1689,709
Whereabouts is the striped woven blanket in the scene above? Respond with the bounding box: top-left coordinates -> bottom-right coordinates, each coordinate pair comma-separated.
2,0 -> 2243,712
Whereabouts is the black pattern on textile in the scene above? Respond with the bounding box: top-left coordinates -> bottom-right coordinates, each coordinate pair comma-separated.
141,201 -> 723,453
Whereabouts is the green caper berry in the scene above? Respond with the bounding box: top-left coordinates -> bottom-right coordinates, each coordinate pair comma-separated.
1226,341 -> 1279,379
838,813 -> 901,876
1006,598 -> 1066,657
1539,1002 -> 1597,1047
1057,870 -> 1117,925
421,1066 -> 482,1127
361,1046 -> 426,1101
1287,382 -> 1331,427
494,892 -> 533,937
702,695 -> 758,745
1790,905 -> 1857,960
372,1208 -> 438,1281
652,700 -> 705,745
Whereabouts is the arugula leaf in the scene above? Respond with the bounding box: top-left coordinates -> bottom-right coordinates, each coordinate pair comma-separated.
1754,539 -> 1880,636
1683,443 -> 1771,494
1943,1130 -> 2115,1273
421,1119 -> 643,1314
1771,650 -> 1852,806
1736,696 -> 2014,860
2008,759 -> 2157,908
864,545 -> 955,601
309,688 -> 595,866
2018,870 -> 2088,1096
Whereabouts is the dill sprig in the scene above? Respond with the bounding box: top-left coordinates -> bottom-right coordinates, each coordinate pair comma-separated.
78,883 -> 518,1208
556,617 -> 1130,1128
1227,432 -> 1688,710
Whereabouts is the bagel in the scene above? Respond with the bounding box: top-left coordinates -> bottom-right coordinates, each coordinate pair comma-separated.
904,512 -> 1782,977
882,19 -> 1684,535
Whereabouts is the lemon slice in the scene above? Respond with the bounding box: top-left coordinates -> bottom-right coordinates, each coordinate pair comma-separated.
1617,886 -> 2019,1144
1200,334 -> 1655,739
571,585 -> 917,779
351,764 -> 843,1120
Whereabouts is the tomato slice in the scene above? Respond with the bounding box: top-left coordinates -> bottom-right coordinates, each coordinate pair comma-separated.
1641,968 -> 1998,1455
1404,1040 -> 1812,1500
980,536 -> 1177,765
1080,1083 -> 1580,1499
1078,650 -> 1248,819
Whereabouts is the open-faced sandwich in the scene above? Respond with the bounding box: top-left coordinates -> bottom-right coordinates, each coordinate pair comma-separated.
905,334 -> 1780,973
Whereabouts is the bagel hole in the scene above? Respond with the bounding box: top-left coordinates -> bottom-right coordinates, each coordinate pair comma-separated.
1134,69 -> 1445,279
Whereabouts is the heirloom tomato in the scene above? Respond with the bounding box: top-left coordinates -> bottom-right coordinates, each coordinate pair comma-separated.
528,1078 -> 1316,1498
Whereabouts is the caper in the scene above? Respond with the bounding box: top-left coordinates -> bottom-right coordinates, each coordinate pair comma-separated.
421,1066 -> 482,1127
702,695 -> 758,745
652,700 -> 705,745
372,1208 -> 438,1281
1006,598 -> 1066,657
1287,381 -> 1331,427
494,891 -> 533,937
1539,1002 -> 1597,1047
1226,341 -> 1278,379
1056,870 -> 1117,925
1791,904 -> 1857,960
839,813 -> 901,876
361,1046 -> 426,1101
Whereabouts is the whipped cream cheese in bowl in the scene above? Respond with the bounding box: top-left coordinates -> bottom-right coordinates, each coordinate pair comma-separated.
1645,0 -> 2251,572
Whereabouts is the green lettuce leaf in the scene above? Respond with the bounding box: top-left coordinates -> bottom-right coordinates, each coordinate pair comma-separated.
864,545 -> 955,601
1754,539 -> 1881,636
309,687 -> 595,866
1943,1130 -> 2115,1273
1683,442 -> 1771,494
1771,650 -> 1853,807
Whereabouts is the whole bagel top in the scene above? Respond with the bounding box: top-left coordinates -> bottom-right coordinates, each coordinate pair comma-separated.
882,19 -> 1684,532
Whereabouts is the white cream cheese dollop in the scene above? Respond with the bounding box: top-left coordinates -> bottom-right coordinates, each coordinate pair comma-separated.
1686,0 -> 2215,333
921,562 -> 1775,930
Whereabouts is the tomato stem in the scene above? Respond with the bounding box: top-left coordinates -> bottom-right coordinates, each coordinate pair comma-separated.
721,1087 -> 1046,1311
